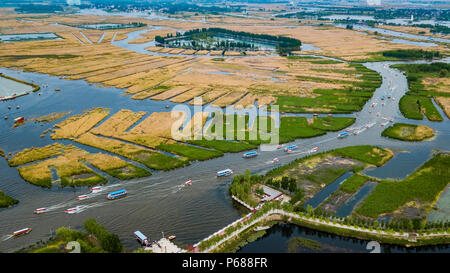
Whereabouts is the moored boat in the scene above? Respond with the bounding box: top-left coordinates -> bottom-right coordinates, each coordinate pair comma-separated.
13,228 -> 32,237
107,189 -> 127,200
134,231 -> 150,246
272,157 -> 279,163
338,132 -> 349,138
168,235 -> 176,240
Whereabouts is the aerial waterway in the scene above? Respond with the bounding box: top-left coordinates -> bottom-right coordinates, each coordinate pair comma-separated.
0,49 -> 448,252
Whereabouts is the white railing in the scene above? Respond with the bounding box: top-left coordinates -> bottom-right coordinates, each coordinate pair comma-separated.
197,208 -> 450,253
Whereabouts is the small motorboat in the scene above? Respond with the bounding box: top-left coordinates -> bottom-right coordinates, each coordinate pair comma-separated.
310,147 -> 319,153
13,228 -> 32,237
284,145 -> 297,152
77,194 -> 88,200
168,235 -> 176,240
216,169 -> 233,177
65,207 -> 80,214
243,151 -> 258,158
14,116 -> 24,123
272,157 -> 279,163
4,116 -> 8,120
90,186 -> 102,192
338,132 -> 349,138
107,189 -> 127,200
34,208 -> 48,214
184,180 -> 192,186
276,144 -> 281,149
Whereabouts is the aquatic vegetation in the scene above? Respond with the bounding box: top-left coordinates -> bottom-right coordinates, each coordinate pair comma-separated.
13,144 -> 151,187
356,153 -> 450,218
287,236 -> 323,252
23,219 -> 123,253
76,133 -> 187,171
382,123 -> 434,141
8,143 -> 75,167
51,108 -> 111,139
340,174 -> 370,193
275,63 -> 382,114
31,111 -> 72,123
310,117 -> 356,132
333,145 -> 393,167
393,63 -> 449,121
0,190 -> 19,208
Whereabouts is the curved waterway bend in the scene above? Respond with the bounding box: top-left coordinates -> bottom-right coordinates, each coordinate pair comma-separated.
0,58 -> 449,252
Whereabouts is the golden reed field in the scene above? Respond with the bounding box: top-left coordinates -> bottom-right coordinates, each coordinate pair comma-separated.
1,10 -> 447,112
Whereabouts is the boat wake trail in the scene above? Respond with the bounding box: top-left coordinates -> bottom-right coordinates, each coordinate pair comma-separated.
1,234 -> 13,241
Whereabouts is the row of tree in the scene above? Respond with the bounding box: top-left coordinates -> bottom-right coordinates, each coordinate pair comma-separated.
156,28 -> 302,55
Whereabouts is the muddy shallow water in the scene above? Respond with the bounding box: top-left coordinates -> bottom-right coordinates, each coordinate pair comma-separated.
0,47 -> 448,252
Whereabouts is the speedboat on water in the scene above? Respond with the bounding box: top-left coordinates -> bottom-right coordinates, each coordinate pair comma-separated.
77,194 -> 88,200
184,180 -> 192,186
13,228 -> 32,237
107,189 -> 127,200
272,157 -> 279,163
284,145 -> 297,152
34,208 -> 48,214
90,186 -> 102,193
65,207 -> 80,214
216,169 -> 233,177
242,151 -> 258,158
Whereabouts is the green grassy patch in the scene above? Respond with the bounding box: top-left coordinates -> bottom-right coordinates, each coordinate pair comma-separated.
340,174 -> 369,193
157,142 -> 224,161
310,117 -> 356,131
187,139 -> 257,153
393,63 -> 448,121
382,123 -> 434,141
8,143 -> 67,167
104,164 -> 151,180
0,190 -> 19,208
356,153 -> 450,218
22,219 -> 123,253
274,63 -> 382,114
333,145 -> 393,167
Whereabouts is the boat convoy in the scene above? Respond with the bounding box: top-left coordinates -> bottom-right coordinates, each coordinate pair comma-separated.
20,109 -> 383,237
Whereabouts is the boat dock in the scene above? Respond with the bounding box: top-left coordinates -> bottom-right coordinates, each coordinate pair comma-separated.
144,238 -> 185,253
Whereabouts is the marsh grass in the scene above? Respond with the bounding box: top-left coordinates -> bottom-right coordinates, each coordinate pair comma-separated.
356,153 -> 450,218
382,123 -> 434,141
